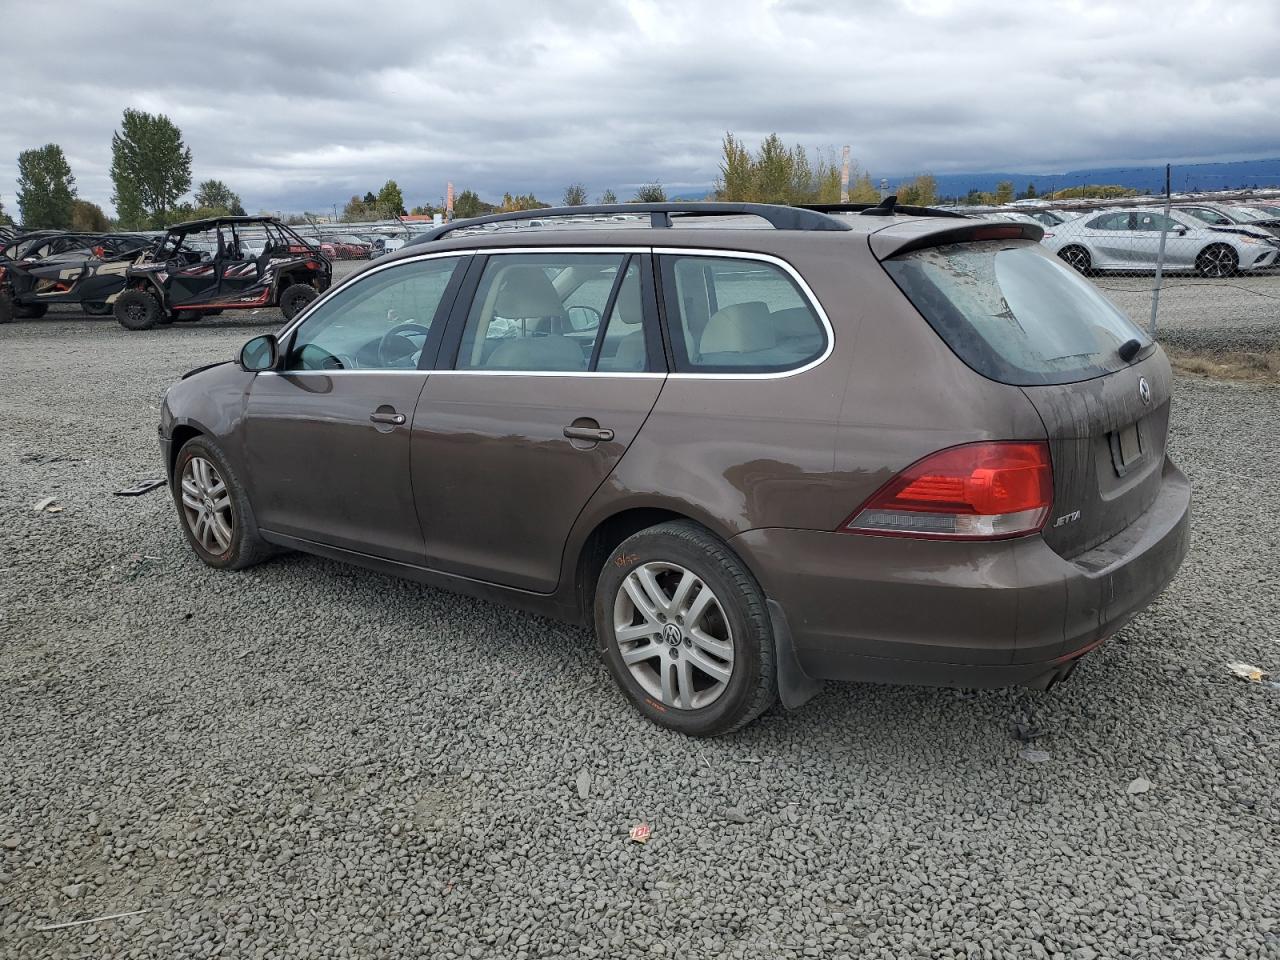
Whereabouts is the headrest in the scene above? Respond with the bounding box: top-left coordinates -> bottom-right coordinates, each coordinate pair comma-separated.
493,266 -> 568,319
700,301 -> 776,355
613,272 -> 642,324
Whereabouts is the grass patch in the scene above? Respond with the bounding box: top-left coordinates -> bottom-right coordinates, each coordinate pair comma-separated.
1164,347 -> 1280,385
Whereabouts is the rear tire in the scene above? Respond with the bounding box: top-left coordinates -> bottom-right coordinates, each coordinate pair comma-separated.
14,302 -> 48,319
1196,243 -> 1238,278
0,292 -> 13,324
115,288 -> 163,330
1058,245 -> 1092,275
83,302 -> 112,316
594,521 -> 777,737
279,283 -> 318,321
173,435 -> 276,571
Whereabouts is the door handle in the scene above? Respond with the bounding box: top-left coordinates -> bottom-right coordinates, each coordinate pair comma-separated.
563,425 -> 614,442
370,411 -> 406,425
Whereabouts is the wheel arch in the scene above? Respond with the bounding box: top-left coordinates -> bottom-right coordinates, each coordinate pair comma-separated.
167,423 -> 204,480
569,504 -> 741,623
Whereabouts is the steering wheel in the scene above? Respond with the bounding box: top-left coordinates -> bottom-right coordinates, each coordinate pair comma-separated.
378,322 -> 430,367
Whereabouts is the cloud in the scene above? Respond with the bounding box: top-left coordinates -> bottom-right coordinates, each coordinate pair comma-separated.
2,0 -> 1277,216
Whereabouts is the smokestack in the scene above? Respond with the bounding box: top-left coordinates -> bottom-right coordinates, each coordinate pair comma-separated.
840,145 -> 851,203
446,181 -> 455,221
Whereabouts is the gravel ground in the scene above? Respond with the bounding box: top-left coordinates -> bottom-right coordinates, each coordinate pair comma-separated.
2,284 -> 1279,959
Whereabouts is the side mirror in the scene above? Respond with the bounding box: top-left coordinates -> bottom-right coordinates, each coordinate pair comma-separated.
1176,226 -> 1188,236
239,334 -> 279,372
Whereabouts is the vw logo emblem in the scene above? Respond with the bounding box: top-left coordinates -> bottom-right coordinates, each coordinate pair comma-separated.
662,623 -> 683,647
1138,377 -> 1151,405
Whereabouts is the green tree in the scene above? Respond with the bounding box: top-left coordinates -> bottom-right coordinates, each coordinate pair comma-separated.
341,196 -> 373,221
110,109 -> 192,229
408,203 -> 436,216
499,192 -> 548,212
0,195 -> 11,226
363,191 -> 377,205
1047,184 -> 1137,200
715,132 -> 755,201
847,172 -> 880,203
896,174 -> 938,206
376,180 -> 406,217
993,180 -> 1015,205
453,189 -> 492,219
562,183 -> 587,206
599,189 -> 618,204
194,179 -> 245,216
631,183 -> 666,202
1024,182 -> 1038,199
16,143 -> 77,229
70,199 -> 110,232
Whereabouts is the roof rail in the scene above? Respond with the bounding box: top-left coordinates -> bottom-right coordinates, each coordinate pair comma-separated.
408,202 -> 852,245
799,200 -> 970,220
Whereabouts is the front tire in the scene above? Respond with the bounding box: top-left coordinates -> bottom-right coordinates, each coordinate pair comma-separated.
279,283 -> 318,321
1058,245 -> 1092,275
1196,243 -> 1238,278
114,288 -> 162,330
594,521 -> 777,736
173,436 -> 275,570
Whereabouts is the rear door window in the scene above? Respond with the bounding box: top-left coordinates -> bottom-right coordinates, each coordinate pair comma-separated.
455,252 -> 642,373
657,254 -> 827,373
883,240 -> 1151,386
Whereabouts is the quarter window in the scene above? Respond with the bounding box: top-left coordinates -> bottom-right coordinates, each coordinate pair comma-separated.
659,255 -> 826,373
455,253 -> 643,372
284,256 -> 462,371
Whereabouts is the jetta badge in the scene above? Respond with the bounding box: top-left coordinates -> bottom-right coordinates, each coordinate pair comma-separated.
1138,377 -> 1151,405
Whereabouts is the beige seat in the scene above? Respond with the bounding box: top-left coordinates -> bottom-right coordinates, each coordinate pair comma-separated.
608,273 -> 647,371
699,301 -> 777,362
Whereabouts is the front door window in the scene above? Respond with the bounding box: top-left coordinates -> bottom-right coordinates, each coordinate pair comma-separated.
286,256 -> 464,371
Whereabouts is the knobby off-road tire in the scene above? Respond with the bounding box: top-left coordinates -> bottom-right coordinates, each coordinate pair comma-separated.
173,435 -> 276,571
280,283 -> 318,321
595,520 -> 778,737
114,288 -> 163,330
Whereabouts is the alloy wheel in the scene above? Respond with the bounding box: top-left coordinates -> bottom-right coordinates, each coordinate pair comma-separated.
613,561 -> 735,710
1197,245 -> 1237,278
1060,246 -> 1090,273
180,456 -> 234,554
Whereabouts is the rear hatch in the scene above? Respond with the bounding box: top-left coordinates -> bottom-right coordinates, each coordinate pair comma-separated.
878,231 -> 1167,559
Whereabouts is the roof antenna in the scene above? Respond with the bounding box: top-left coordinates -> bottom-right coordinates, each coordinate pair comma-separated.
860,195 -> 901,217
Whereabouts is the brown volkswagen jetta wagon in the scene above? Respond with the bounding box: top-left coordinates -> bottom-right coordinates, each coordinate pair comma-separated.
159,201 -> 1190,736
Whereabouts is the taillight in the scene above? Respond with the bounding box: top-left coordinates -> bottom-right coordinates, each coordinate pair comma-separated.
840,441 -> 1053,540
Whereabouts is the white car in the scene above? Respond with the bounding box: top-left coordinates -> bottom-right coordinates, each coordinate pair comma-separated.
1041,207 -> 1279,277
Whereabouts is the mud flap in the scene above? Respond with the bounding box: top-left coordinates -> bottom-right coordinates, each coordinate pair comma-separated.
767,599 -> 824,710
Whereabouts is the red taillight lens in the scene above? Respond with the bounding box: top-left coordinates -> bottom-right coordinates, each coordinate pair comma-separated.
840,441 -> 1053,540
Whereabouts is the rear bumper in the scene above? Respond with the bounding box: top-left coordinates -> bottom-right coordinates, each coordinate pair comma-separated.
730,456 -> 1191,689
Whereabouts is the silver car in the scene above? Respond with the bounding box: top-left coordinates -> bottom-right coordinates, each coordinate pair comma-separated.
1042,207 -> 1279,277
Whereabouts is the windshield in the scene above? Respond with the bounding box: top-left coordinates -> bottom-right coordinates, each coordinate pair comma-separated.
883,239 -> 1152,386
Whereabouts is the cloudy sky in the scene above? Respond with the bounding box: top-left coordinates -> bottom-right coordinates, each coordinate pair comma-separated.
3,0 -> 1278,216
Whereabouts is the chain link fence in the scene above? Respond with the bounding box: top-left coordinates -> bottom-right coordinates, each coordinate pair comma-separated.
952,169 -> 1280,371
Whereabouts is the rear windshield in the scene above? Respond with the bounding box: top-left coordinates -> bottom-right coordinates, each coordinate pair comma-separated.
883,240 -> 1151,386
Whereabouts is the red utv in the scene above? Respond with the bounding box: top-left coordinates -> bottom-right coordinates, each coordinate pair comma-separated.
113,216 -> 331,330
